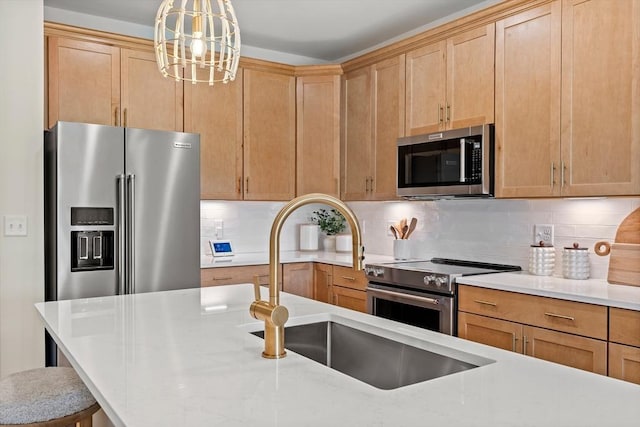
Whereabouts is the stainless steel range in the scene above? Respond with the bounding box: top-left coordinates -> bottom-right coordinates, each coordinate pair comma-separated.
365,258 -> 521,335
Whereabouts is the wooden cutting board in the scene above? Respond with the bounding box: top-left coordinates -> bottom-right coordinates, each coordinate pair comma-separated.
608,207 -> 640,287
615,207 -> 640,244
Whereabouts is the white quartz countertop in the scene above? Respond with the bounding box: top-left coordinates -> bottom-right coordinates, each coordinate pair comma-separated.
201,250 -> 394,268
36,285 -> 640,427
457,272 -> 640,311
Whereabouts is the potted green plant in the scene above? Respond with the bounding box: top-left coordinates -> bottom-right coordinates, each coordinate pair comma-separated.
310,208 -> 346,251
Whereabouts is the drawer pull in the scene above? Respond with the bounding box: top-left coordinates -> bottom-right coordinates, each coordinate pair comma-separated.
212,276 -> 233,281
474,299 -> 497,307
544,312 -> 575,321
340,276 -> 356,281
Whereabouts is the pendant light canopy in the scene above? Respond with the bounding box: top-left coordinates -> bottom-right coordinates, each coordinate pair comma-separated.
154,0 -> 241,85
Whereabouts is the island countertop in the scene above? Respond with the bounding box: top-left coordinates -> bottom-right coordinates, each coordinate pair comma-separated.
36,285 -> 640,427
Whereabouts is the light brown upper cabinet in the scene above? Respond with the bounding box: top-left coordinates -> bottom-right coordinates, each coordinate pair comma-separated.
495,2 -> 562,198
243,69 -> 296,201
296,74 -> 341,197
342,55 -> 405,201
560,0 -> 640,196
405,24 -> 495,136
120,49 -> 183,131
47,37 -> 183,131
496,0 -> 640,198
184,68 -> 243,200
47,37 -> 120,128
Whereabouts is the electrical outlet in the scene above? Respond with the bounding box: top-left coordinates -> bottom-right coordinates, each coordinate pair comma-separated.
4,215 -> 28,236
533,224 -> 554,246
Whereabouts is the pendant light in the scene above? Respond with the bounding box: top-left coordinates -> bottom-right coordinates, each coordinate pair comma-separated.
154,0 -> 241,85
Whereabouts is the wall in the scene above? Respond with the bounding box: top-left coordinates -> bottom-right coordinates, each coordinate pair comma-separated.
0,0 -> 45,377
203,198 -> 640,280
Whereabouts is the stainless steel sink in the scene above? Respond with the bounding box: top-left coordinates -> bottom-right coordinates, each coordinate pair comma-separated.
252,320 -> 483,390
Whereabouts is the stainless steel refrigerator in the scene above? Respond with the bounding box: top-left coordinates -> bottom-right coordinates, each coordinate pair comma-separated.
44,121 -> 200,364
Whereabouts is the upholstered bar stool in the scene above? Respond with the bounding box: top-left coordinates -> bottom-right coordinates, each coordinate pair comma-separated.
0,367 -> 100,427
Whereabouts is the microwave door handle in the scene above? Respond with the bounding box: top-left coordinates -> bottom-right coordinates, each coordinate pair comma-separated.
460,138 -> 466,183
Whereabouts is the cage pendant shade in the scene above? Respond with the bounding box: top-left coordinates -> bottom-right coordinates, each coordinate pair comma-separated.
154,0 -> 241,85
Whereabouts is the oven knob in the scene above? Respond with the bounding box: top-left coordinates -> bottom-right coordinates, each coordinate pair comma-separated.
435,277 -> 447,287
424,274 -> 436,284
364,266 -> 373,275
374,267 -> 384,277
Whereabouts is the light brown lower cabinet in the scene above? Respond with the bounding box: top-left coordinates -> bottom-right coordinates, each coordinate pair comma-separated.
609,307 -> 640,384
200,265 -> 280,288
331,265 -> 368,313
458,312 -> 607,374
609,343 -> 640,385
313,263 -> 333,304
458,285 -> 607,375
282,262 -> 313,299
332,286 -> 367,313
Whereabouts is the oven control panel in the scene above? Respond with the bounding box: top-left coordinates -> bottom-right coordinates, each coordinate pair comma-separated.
424,274 -> 449,288
364,266 -> 385,277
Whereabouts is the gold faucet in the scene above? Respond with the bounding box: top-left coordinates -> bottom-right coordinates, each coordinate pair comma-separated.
250,193 -> 365,359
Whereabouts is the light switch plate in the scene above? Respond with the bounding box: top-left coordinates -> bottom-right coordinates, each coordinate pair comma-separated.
4,215 -> 28,236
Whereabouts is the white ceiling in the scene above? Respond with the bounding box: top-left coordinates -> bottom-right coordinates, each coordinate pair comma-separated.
43,0 -> 499,63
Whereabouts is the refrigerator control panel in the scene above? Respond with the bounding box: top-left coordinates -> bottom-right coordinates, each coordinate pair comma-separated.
71,207 -> 114,226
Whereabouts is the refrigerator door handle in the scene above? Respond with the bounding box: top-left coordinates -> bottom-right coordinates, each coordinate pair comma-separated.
117,174 -> 126,295
128,174 -> 136,294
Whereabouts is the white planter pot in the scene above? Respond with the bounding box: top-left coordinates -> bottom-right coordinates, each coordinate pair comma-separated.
335,234 -> 352,252
299,224 -> 319,251
323,235 -> 336,252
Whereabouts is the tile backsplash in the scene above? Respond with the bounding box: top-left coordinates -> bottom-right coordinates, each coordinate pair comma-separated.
201,197 -> 640,279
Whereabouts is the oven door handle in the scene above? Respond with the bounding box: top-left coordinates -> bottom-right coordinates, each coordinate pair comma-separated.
368,287 -> 441,306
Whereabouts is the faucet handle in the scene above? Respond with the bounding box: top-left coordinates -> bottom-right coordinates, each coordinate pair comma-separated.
252,276 -> 262,301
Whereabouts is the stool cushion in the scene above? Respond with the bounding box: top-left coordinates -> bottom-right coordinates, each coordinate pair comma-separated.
0,367 -> 97,424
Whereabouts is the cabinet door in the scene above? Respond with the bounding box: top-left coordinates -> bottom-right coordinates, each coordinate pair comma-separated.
405,41 -> 446,135
610,307 -> 640,347
342,67 -> 373,200
332,286 -> 367,313
243,69 -> 296,201
446,23 -> 495,129
283,263 -> 313,299
313,263 -> 332,304
494,2 -> 562,198
609,343 -> 640,385
296,75 -> 341,197
120,49 -> 183,131
458,312 -> 522,353
47,37 -> 120,128
523,325 -> 607,375
561,0 -> 640,196
371,55 -> 405,200
185,68 -> 243,200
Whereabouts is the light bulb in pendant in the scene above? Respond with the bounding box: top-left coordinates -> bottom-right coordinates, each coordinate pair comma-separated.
190,31 -> 207,57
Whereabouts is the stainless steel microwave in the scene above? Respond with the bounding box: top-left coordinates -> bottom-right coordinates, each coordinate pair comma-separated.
397,124 -> 494,198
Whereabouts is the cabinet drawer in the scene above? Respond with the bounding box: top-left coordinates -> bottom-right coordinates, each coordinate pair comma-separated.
610,308 -> 640,347
458,285 -> 607,340
201,265 -> 276,287
332,265 -> 367,291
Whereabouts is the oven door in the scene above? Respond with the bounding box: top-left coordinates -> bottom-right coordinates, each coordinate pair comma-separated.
366,283 -> 454,335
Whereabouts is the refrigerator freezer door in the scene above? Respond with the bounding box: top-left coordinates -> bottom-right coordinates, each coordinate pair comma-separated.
48,122 -> 124,300
125,128 -> 201,293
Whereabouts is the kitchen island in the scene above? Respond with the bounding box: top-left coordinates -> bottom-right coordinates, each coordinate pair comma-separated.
36,285 -> 640,427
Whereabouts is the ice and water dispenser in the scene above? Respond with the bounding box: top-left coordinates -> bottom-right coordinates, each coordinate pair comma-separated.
70,207 -> 114,271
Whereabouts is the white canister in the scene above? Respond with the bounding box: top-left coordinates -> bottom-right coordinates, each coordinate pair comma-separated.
393,239 -> 411,260
335,234 -> 352,252
562,243 -> 590,280
529,244 -> 555,276
299,224 -> 319,251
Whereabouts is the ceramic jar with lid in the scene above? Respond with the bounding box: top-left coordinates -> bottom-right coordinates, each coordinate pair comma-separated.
562,242 -> 590,280
529,242 -> 555,276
